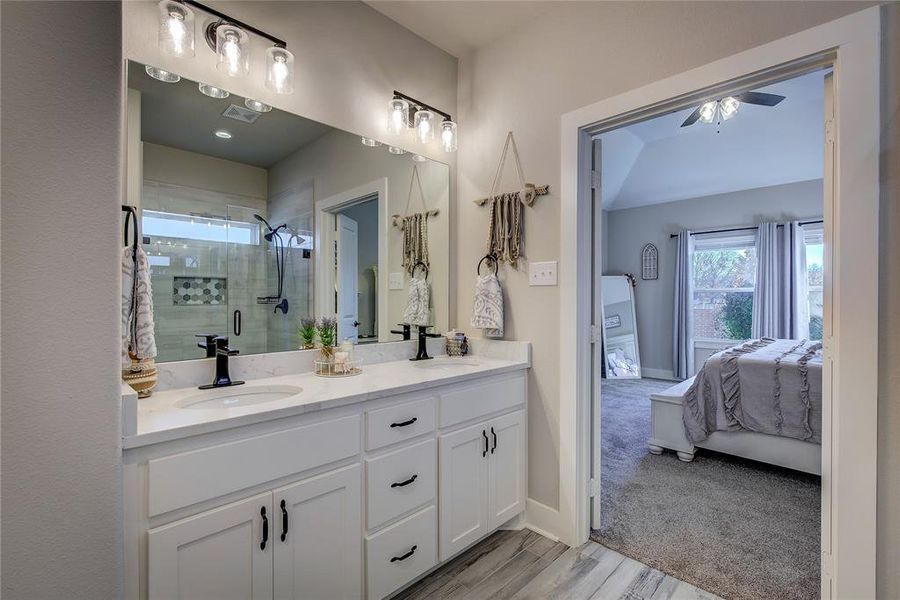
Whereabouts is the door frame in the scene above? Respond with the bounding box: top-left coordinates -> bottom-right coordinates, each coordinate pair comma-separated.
315,178 -> 389,341
558,7 -> 880,598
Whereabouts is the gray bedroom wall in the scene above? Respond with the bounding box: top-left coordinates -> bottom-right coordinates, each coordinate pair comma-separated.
604,179 -> 824,378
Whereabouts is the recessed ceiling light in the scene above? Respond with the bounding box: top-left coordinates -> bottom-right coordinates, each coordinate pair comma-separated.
361,137 -> 382,147
244,98 -> 272,113
145,65 -> 180,83
214,129 -> 233,139
387,146 -> 406,155
411,154 -> 427,163
198,82 -> 229,99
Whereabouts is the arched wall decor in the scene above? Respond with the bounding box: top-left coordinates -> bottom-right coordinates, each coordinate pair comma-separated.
641,243 -> 658,280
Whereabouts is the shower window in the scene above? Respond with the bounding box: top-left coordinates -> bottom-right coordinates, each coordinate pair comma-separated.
142,209 -> 260,245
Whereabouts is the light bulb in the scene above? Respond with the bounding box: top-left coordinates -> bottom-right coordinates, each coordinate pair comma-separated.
266,47 -> 294,95
216,24 -> 249,77
145,65 -> 180,83
440,120 -> 457,153
387,98 -> 409,135
244,98 -> 272,113
414,109 -> 435,143
698,100 -> 718,124
719,96 -> 740,121
198,82 -> 229,99
158,0 -> 194,58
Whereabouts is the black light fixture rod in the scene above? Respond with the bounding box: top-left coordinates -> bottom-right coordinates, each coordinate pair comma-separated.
181,0 -> 287,48
668,219 -> 824,238
393,90 -> 452,122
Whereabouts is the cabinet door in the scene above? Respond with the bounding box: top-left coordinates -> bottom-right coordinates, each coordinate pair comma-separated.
439,422 -> 490,560
488,410 -> 527,530
273,464 -> 363,600
148,492 -> 273,600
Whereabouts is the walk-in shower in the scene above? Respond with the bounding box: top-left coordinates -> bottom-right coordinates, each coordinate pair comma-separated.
254,214 -> 289,315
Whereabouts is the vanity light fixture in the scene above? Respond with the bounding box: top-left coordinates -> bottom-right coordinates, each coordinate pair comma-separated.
244,98 -> 272,113
361,137 -> 382,147
414,109 -> 436,143
214,129 -> 233,139
265,47 -> 294,95
215,23 -> 249,77
158,0 -> 195,57
389,91 -> 457,152
198,82 -> 229,98
387,98 -> 409,135
440,121 -> 458,153
145,65 -> 181,83
387,146 -> 406,155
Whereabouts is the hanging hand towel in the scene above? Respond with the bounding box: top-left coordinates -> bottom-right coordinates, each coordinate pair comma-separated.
403,275 -> 431,326
121,245 -> 157,367
471,273 -> 504,337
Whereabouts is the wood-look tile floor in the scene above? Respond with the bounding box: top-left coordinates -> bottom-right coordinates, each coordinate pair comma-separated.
394,529 -> 722,600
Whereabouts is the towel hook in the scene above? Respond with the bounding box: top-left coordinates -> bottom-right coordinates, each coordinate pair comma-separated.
412,261 -> 429,279
477,253 -> 498,276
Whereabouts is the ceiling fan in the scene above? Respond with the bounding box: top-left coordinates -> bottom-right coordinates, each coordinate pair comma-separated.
680,91 -> 786,127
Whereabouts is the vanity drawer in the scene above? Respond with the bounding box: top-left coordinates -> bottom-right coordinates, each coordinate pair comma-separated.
366,439 -> 436,530
366,505 -> 437,600
439,372 -> 526,428
148,415 -> 360,517
366,396 -> 436,451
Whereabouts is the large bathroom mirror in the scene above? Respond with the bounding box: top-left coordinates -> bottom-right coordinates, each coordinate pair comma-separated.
126,61 -> 450,362
601,275 -> 641,378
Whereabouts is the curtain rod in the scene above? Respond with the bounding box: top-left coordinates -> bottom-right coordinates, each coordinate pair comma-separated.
668,219 -> 823,239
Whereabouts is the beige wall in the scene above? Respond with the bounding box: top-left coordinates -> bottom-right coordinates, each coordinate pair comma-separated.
454,0 -> 878,520
1,1 -> 124,596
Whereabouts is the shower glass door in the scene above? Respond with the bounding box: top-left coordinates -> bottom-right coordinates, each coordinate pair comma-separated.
226,204 -> 270,356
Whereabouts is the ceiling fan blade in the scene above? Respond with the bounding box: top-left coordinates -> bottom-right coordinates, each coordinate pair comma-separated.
733,91 -> 786,107
681,106 -> 703,127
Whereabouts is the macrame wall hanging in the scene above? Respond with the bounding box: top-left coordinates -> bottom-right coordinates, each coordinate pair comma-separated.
474,132 -> 549,268
393,165 -> 439,275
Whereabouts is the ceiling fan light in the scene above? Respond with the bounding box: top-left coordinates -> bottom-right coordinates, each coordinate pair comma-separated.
698,100 -> 718,124
720,96 -> 741,121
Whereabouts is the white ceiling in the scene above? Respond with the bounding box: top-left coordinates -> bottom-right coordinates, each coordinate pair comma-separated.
600,69 -> 826,211
364,1 -> 556,57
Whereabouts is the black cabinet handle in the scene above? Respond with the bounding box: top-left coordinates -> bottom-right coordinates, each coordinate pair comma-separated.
280,499 -> 288,542
260,506 -> 268,550
391,474 -> 418,488
482,430 -> 488,457
390,545 -> 417,563
390,417 -> 417,428
491,427 -> 497,454
233,309 -> 242,336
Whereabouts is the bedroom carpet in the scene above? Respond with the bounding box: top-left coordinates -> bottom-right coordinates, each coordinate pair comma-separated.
592,378 -> 821,600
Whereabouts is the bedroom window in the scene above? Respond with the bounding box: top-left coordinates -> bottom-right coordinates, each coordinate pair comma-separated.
804,225 -> 824,341
691,232 -> 757,341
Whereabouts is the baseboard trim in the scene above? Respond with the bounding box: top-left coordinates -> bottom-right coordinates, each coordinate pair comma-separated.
524,498 -> 561,542
641,368 -> 679,381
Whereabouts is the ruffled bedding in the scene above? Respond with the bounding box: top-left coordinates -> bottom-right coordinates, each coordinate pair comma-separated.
682,338 -> 823,444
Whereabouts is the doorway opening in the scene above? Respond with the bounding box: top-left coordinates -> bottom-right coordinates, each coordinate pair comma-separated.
590,67 -> 829,600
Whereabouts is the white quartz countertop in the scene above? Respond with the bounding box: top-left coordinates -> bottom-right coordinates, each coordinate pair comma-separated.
124,354 -> 529,449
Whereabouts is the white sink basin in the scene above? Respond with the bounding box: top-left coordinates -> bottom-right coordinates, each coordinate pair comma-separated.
413,358 -> 481,370
177,385 -> 302,410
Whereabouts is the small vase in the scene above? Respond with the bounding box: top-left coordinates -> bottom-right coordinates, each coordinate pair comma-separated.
301,342 -> 315,350
320,345 -> 335,360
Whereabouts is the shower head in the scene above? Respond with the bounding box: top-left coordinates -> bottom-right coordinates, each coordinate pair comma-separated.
253,214 -> 273,231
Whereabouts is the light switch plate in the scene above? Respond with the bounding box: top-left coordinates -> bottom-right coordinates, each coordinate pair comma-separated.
389,272 -> 404,290
529,261 -> 558,286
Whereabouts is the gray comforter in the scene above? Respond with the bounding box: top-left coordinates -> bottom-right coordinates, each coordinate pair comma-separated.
682,338 -> 823,444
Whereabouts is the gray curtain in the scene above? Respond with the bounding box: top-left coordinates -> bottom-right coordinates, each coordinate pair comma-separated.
752,221 -> 808,339
672,230 -> 694,379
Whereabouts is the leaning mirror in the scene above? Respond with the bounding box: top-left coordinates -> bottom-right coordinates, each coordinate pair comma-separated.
126,61 -> 450,362
601,275 -> 641,378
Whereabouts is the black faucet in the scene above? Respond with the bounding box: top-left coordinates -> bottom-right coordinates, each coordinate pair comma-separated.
198,336 -> 245,389
410,325 -> 442,361
390,323 -> 412,341
195,334 -> 219,358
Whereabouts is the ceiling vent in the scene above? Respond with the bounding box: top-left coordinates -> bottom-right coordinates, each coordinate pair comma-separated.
222,104 -> 261,124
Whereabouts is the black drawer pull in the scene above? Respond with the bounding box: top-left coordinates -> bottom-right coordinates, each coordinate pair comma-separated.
491,427 -> 497,454
390,417 -> 417,428
482,430 -> 488,457
390,545 -> 417,563
280,499 -> 288,542
260,506 -> 268,550
391,474 -> 418,488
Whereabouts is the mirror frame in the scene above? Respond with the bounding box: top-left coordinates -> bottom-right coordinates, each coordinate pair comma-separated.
600,275 -> 642,379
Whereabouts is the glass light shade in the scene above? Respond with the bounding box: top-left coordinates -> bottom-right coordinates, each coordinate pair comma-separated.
719,96 -> 741,121
698,100 -> 718,124
414,109 -> 436,143
440,120 -> 458,153
145,65 -> 180,83
387,146 -> 406,155
158,0 -> 194,57
198,82 -> 229,99
244,98 -> 272,113
361,137 -> 382,147
411,154 -> 427,162
216,24 -> 249,77
265,47 -> 294,95
387,98 -> 409,135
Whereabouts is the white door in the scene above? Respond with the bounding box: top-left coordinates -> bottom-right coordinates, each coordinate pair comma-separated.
273,464 -> 363,600
336,213 -> 359,343
438,422 -> 489,560
487,410 -> 527,530
148,492 -> 273,600
590,137 -> 603,529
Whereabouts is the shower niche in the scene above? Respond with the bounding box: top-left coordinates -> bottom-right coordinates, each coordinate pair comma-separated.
127,61 -> 450,362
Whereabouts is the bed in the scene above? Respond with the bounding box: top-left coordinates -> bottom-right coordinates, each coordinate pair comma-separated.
648,338 -> 822,475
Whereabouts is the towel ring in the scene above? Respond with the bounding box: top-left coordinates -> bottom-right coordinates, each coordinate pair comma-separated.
412,261 -> 429,279
477,254 -> 498,276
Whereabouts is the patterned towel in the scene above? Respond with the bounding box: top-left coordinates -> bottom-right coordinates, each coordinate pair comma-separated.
403,275 -> 431,326
471,274 -> 503,337
121,246 -> 157,367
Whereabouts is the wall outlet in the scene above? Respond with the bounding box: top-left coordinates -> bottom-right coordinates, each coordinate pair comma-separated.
529,261 -> 558,286
389,272 -> 405,290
